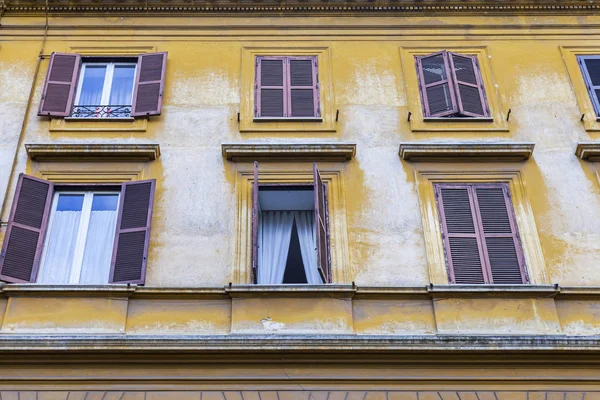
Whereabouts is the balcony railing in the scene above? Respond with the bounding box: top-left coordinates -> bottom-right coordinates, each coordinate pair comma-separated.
70,105 -> 132,118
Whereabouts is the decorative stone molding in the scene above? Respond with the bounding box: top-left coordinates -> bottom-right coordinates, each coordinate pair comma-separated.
399,142 -> 535,161
221,143 -> 356,162
25,143 -> 161,161
575,142 -> 600,161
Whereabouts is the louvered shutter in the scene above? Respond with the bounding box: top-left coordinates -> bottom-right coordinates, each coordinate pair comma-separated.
109,179 -> 155,284
251,161 -> 259,283
416,51 -> 458,117
0,174 -> 53,283
448,52 -> 489,117
435,185 -> 488,284
473,185 -> 527,284
256,57 -> 286,118
38,52 -> 81,117
313,163 -> 331,283
578,55 -> 600,116
289,57 -> 319,117
131,52 -> 167,117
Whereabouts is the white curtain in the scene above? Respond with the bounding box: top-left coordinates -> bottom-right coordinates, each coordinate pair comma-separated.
78,65 -> 106,105
294,211 -> 322,284
257,211 -> 295,284
79,210 -> 118,284
37,211 -> 82,284
109,65 -> 136,105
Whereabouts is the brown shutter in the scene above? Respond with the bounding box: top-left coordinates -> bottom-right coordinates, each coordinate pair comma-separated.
38,52 -> 81,117
256,57 -> 286,118
251,161 -> 259,283
448,52 -> 489,117
435,184 -> 488,284
109,179 -> 156,284
472,185 -> 528,284
313,163 -> 331,283
131,52 -> 167,117
415,51 -> 458,117
289,57 -> 319,117
0,174 -> 53,283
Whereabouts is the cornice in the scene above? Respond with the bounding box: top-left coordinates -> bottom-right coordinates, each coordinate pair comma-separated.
222,142 -> 356,162
399,142 -> 535,162
25,143 -> 161,162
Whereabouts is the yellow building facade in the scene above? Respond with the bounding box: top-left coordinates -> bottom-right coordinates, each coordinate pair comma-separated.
1,0 -> 600,395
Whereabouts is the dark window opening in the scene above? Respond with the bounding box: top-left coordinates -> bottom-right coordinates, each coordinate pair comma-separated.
282,220 -> 308,284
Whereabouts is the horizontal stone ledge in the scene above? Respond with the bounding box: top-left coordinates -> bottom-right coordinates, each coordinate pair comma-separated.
222,143 -> 356,162
575,142 -> 600,161
25,143 -> 161,161
399,142 -> 535,161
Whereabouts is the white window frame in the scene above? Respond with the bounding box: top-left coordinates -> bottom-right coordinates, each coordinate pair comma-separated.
41,190 -> 120,284
74,61 -> 137,106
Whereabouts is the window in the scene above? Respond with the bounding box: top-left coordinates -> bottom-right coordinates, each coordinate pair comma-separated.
0,174 -> 156,285
255,56 -> 320,119
38,52 -> 167,119
578,55 -> 600,117
434,183 -> 528,284
416,51 -> 489,118
251,162 -> 331,284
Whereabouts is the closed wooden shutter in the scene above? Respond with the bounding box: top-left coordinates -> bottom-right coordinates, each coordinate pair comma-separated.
448,52 -> 489,117
131,52 -> 167,117
416,51 -> 458,117
578,55 -> 600,116
110,180 -> 156,284
256,57 -> 286,118
435,183 -> 527,284
313,163 -> 331,283
38,52 -> 81,117
251,161 -> 259,284
289,57 -> 319,117
0,174 -> 53,283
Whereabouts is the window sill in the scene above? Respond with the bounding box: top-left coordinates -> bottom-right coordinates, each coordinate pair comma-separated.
427,284 -> 559,298
225,284 -> 355,298
423,117 -> 494,123
0,284 -> 136,298
253,117 -> 323,122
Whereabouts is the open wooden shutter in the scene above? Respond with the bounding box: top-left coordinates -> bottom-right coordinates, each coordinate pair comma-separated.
38,52 -> 81,117
578,55 -> 600,116
313,163 -> 331,283
131,52 -> 167,117
256,56 -> 286,118
435,184 -> 488,284
251,161 -> 259,283
289,57 -> 319,117
448,52 -> 489,117
416,51 -> 457,117
472,185 -> 527,284
0,174 -> 53,283
110,179 -> 155,284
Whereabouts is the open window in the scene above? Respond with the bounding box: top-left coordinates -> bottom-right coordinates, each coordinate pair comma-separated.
38,52 -> 167,119
251,162 -> 331,284
0,174 -> 155,284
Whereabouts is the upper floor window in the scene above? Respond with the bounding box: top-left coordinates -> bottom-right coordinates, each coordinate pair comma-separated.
38,52 -> 167,119
578,55 -> 600,117
251,162 -> 331,284
416,51 -> 490,119
254,56 -> 320,119
434,183 -> 528,284
0,175 -> 156,285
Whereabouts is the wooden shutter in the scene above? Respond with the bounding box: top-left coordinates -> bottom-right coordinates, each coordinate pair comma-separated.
416,51 -> 458,117
313,163 -> 331,283
131,52 -> 167,117
448,52 -> 489,117
289,57 -> 319,117
578,55 -> 600,116
472,185 -> 527,284
0,174 -> 53,283
435,185 -> 488,284
110,179 -> 156,284
256,56 -> 286,118
38,52 -> 81,117
251,161 -> 259,283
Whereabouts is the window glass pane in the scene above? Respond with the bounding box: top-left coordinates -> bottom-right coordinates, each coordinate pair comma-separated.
37,194 -> 84,284
79,194 -> 119,284
584,58 -> 600,86
109,65 -> 136,105
78,65 -> 107,105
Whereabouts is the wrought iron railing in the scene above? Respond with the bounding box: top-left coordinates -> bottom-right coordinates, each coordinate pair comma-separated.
70,105 -> 132,118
